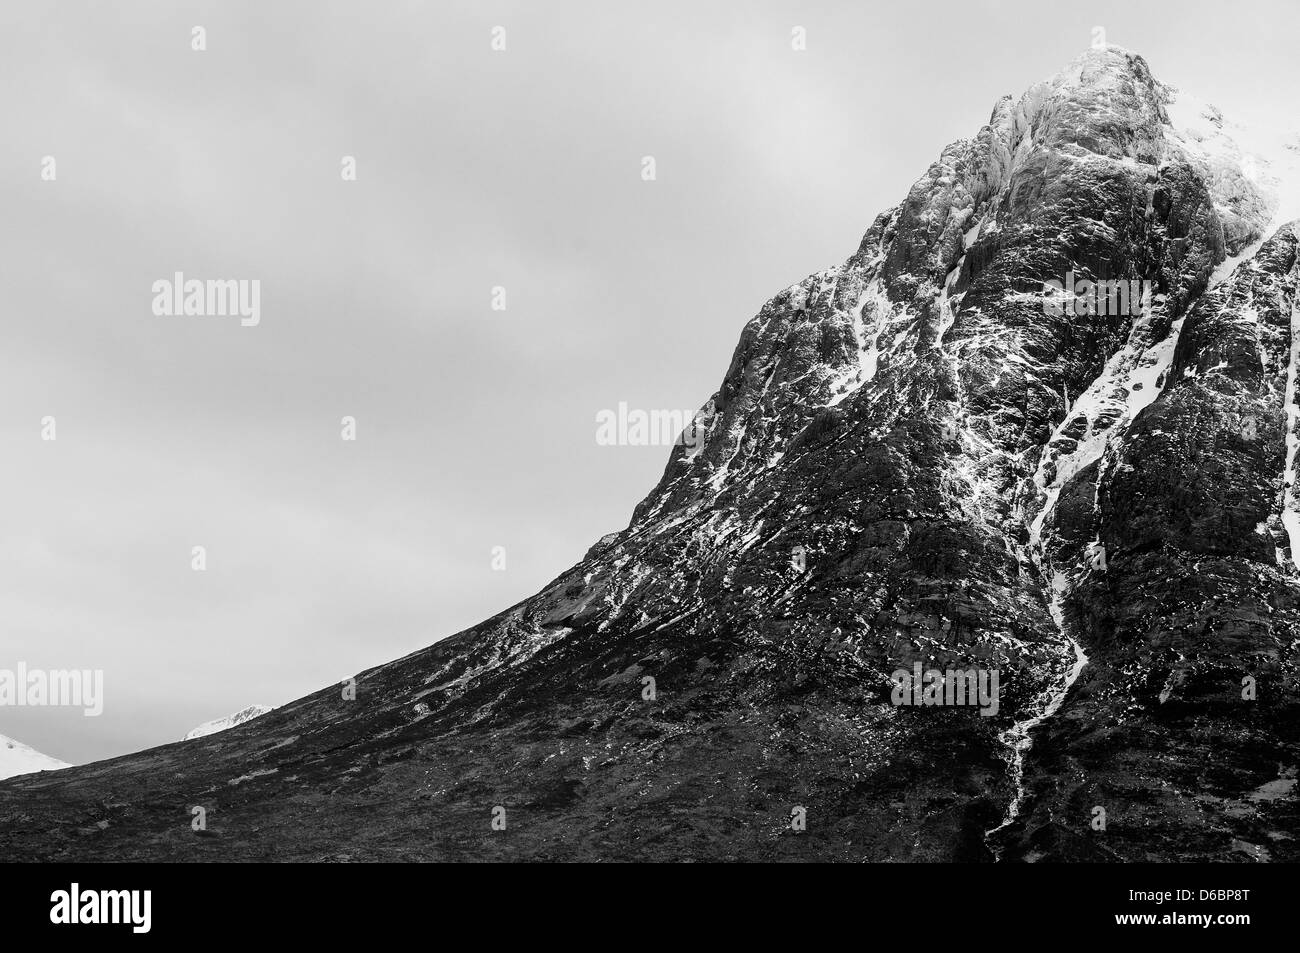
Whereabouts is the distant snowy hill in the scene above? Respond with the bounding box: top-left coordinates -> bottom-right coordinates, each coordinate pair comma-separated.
185,704 -> 274,740
0,734 -> 71,781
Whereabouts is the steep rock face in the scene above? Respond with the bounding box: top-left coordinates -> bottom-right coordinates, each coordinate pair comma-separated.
1007,225 -> 1300,861
1,48 -> 1296,862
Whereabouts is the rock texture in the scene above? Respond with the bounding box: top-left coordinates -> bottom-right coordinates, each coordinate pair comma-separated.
1,48 -> 1297,862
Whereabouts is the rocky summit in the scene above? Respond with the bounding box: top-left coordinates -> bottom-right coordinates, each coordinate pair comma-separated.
3,48 -> 1298,862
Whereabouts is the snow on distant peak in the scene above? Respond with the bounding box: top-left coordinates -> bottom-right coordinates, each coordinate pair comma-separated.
184,704 -> 274,740
0,733 -> 71,781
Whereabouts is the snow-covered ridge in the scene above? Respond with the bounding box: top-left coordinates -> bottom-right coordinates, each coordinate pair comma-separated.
184,704 -> 275,740
1162,84 -> 1300,237
0,733 -> 71,781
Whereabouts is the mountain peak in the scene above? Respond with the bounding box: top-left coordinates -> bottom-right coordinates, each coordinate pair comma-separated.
184,704 -> 275,741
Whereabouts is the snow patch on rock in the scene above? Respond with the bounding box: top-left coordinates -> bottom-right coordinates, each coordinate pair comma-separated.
1282,266 -> 1300,565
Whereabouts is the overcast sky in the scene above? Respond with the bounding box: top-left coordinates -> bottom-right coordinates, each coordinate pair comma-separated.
3,0 -> 1297,764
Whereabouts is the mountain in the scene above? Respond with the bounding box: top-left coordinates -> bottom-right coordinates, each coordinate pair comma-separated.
1,47 -> 1297,861
0,734 -> 71,782
184,705 -> 275,741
